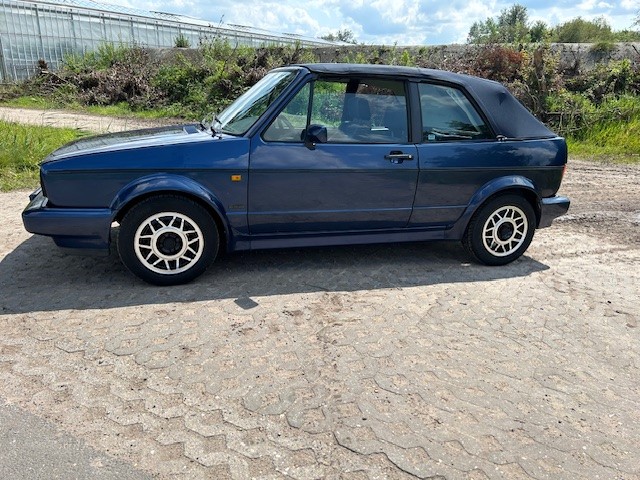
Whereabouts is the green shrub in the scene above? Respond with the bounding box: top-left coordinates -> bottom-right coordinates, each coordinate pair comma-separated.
545,91 -> 596,135
63,43 -> 136,72
589,41 -> 615,55
552,17 -> 613,43
565,59 -> 639,104
174,34 -> 190,48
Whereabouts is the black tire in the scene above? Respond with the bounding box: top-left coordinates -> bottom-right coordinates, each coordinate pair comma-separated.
117,195 -> 219,285
463,194 -> 536,266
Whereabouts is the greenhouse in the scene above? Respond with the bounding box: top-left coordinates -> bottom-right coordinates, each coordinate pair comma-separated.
0,0 -> 336,82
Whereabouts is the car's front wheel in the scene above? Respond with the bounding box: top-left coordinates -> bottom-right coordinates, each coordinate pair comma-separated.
463,194 -> 536,265
117,195 -> 219,285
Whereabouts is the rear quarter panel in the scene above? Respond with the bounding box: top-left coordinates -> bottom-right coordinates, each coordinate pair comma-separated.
410,137 -> 567,227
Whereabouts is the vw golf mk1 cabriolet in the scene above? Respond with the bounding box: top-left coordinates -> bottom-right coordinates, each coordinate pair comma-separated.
23,64 -> 570,285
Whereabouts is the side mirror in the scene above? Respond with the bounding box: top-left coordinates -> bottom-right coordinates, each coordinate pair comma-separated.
302,124 -> 327,149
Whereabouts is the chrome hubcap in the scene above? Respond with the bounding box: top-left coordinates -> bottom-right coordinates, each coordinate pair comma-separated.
482,205 -> 528,257
134,212 -> 204,275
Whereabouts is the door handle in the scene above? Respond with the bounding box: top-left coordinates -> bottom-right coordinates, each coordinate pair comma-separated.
385,152 -> 414,164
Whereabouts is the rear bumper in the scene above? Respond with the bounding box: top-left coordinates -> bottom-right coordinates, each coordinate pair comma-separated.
539,196 -> 570,228
22,189 -> 112,255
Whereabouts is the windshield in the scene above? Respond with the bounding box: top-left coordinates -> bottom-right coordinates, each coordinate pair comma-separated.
216,70 -> 299,135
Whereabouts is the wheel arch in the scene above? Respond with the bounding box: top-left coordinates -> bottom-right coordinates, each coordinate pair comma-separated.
446,176 -> 542,240
111,174 -> 231,252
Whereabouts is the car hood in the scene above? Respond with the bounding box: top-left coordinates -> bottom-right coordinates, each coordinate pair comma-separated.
43,124 -> 217,162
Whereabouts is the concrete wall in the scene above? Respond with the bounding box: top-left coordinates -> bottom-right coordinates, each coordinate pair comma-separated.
309,43 -> 640,72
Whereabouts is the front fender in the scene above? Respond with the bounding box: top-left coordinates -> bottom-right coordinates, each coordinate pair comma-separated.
110,173 -> 231,239
445,175 -> 540,240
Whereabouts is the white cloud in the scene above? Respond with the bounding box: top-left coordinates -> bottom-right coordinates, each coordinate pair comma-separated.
98,0 -> 640,45
220,3 -> 323,35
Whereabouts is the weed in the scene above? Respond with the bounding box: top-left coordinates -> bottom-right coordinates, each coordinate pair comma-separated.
175,34 -> 191,48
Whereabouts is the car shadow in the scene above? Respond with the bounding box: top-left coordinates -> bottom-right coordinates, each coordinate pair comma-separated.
0,236 -> 549,314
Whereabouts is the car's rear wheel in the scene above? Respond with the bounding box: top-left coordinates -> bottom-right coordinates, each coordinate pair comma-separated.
463,194 -> 536,265
118,195 -> 218,285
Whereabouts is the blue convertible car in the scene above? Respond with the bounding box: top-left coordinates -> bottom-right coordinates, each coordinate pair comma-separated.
23,64 -> 570,285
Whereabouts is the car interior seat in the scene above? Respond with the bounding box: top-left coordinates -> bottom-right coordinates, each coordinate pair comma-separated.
340,94 -> 372,140
383,104 -> 408,142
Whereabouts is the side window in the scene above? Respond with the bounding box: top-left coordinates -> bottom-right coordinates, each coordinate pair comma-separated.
263,83 -> 310,142
419,83 -> 492,142
263,78 -> 409,144
311,78 -> 408,144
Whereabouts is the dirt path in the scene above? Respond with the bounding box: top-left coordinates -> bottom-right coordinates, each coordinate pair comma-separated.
556,159 -> 640,246
0,106 -> 174,133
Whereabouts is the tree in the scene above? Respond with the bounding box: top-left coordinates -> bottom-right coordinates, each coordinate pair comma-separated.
468,18 -> 500,44
321,29 -> 357,44
551,17 -> 613,43
468,4 -> 543,44
529,20 -> 550,42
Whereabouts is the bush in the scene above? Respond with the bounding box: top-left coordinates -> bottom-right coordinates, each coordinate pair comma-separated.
545,91 -> 597,134
565,59 -> 639,104
466,45 -> 526,83
63,43 -> 136,73
174,34 -> 190,48
552,17 -> 613,43
590,41 -> 616,55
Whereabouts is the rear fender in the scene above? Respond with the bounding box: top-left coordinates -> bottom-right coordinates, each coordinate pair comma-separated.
445,175 -> 540,240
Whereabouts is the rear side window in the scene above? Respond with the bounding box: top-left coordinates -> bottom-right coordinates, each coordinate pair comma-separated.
419,83 -> 492,142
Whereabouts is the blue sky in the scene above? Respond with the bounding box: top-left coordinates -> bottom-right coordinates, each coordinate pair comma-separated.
109,0 -> 638,44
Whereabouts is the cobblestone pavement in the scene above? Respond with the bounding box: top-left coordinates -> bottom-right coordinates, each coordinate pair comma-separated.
0,160 -> 638,479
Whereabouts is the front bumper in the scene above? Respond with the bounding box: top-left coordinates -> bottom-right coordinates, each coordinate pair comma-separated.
539,196 -> 570,228
22,188 -> 113,255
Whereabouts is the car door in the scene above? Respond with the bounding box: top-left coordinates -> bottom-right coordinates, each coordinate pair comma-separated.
248,76 -> 418,235
411,82 -> 501,227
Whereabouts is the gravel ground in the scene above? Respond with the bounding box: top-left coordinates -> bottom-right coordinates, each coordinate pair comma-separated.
0,150 -> 639,479
0,106 -> 173,133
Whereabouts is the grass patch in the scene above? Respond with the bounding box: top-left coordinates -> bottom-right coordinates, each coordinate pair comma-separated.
550,93 -> 640,164
566,111 -> 640,164
0,95 -> 58,110
0,120 -> 84,191
568,122 -> 640,164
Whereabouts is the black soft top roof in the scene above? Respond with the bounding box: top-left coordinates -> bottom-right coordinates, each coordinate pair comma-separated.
288,63 -> 556,140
